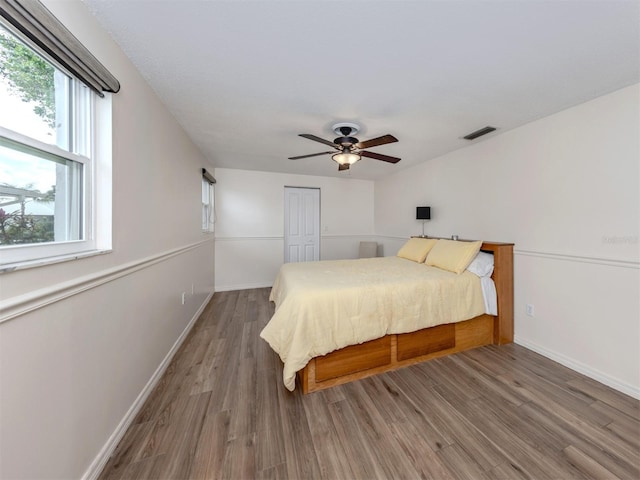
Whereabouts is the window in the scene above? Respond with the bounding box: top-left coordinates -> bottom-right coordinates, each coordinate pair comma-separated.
0,21 -> 110,267
202,177 -> 215,233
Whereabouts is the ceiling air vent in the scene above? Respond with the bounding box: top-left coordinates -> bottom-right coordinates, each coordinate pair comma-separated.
463,126 -> 496,140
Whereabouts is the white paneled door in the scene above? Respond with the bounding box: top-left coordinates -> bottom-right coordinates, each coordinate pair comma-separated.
284,187 -> 320,263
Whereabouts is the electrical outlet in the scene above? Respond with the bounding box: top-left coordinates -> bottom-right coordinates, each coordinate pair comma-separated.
181,292 -> 186,305
526,304 -> 534,317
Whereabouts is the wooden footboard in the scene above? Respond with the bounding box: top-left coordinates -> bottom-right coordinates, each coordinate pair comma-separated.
298,241 -> 514,394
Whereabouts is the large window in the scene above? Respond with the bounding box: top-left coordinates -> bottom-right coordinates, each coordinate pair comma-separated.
0,21 -> 109,267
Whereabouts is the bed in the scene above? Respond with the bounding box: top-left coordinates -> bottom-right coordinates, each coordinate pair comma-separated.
260,239 -> 514,393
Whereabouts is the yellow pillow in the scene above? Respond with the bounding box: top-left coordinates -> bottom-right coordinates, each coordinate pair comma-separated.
425,239 -> 482,274
396,238 -> 438,263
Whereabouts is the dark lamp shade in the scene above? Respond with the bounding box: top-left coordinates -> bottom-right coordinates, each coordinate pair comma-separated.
416,206 -> 431,220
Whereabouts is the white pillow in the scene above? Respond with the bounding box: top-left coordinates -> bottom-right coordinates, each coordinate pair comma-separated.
467,251 -> 494,277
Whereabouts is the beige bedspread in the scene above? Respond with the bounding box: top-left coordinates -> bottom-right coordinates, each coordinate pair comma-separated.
260,256 -> 486,391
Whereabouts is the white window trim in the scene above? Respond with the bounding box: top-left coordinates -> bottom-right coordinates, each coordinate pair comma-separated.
0,17 -> 113,273
202,179 -> 215,233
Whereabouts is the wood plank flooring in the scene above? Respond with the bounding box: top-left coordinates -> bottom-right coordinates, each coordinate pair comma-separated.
99,288 -> 640,479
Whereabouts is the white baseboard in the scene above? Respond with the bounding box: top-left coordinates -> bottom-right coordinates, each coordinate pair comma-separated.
515,336 -> 640,400
82,289 -> 214,480
215,282 -> 272,292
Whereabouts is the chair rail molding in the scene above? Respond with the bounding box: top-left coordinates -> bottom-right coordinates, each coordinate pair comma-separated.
0,238 -> 214,324
515,249 -> 639,269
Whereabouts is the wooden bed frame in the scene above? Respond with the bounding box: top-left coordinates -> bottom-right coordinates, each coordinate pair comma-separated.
297,241 -> 514,394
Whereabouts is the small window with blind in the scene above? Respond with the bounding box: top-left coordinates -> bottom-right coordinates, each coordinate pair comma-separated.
0,2 -> 118,270
202,170 -> 215,233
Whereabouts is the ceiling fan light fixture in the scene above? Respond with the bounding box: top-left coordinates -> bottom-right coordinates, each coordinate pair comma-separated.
332,152 -> 361,165
291,124 -> 400,168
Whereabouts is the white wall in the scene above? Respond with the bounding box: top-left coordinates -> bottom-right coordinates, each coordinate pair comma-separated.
374,84 -> 640,397
0,1 -> 215,478
214,168 -> 374,291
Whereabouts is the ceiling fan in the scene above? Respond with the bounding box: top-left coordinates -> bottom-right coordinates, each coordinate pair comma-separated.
289,123 -> 401,171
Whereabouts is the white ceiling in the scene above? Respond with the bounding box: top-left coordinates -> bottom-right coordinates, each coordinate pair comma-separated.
84,0 -> 639,180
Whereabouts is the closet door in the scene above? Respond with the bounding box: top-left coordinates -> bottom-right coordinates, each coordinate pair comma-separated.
284,187 -> 320,263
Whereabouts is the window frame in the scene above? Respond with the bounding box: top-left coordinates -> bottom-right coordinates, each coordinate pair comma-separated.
0,20 -> 111,270
202,178 -> 215,233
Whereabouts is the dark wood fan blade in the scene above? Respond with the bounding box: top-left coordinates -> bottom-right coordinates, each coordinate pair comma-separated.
299,134 -> 338,148
355,134 -> 398,149
288,151 -> 335,160
360,150 -> 401,164
338,163 -> 350,171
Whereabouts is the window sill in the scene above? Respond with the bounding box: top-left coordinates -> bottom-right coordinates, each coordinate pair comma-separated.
0,248 -> 112,274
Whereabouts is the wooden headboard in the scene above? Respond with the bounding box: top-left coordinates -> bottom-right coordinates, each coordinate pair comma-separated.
480,241 -> 514,345
411,236 -> 514,344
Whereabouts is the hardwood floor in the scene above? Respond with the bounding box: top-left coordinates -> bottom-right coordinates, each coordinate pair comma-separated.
99,288 -> 640,479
